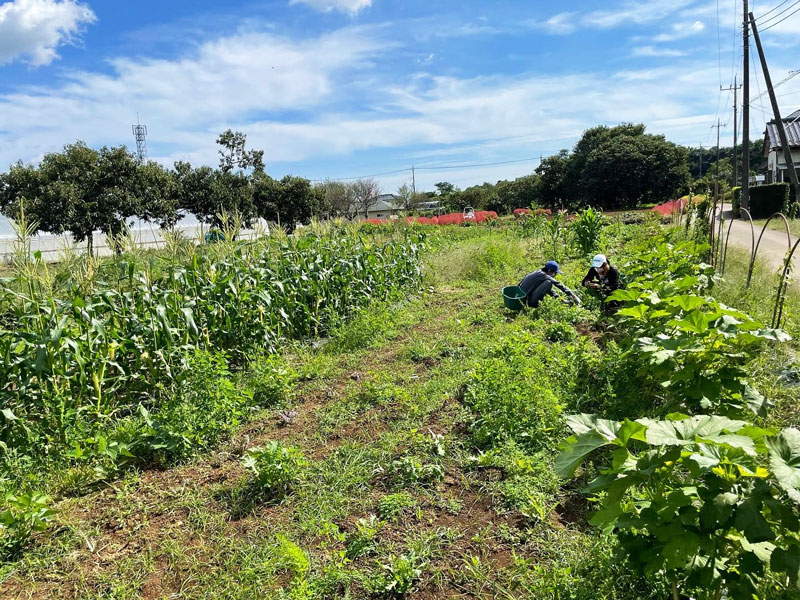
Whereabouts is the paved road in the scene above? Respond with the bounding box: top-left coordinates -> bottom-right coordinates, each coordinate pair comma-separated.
714,204 -> 799,276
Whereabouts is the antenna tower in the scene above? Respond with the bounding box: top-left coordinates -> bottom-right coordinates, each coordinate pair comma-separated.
131,115 -> 148,162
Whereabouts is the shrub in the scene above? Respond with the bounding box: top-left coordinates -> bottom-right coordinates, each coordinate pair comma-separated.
242,441 -> 308,499
248,353 -> 297,407
749,183 -> 790,219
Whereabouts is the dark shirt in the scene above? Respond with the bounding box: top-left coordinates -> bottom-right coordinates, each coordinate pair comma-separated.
519,270 -> 575,307
581,266 -> 620,294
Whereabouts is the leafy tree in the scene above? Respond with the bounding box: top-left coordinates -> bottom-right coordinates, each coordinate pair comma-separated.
216,129 -> 265,174
434,181 -> 456,196
254,175 -> 314,229
316,180 -> 356,220
0,161 -> 54,233
32,142 -> 141,253
536,150 -> 570,208
135,161 -> 181,228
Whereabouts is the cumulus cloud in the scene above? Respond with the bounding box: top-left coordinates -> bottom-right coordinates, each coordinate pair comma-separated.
0,0 -> 96,66
289,0 -> 371,15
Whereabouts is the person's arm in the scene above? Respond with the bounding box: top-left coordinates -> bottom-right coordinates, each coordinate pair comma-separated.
582,268 -> 597,288
549,275 -> 581,303
606,267 -> 620,291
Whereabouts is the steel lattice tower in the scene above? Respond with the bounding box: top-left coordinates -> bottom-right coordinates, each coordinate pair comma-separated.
131,117 -> 148,162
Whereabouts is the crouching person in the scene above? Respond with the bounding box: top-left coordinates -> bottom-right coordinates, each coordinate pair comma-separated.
518,260 -> 580,308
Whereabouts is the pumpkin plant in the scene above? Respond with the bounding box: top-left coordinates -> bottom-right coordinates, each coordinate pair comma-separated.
556,413 -> 800,600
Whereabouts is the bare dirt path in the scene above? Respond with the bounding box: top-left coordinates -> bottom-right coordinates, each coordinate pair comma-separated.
715,204 -> 799,275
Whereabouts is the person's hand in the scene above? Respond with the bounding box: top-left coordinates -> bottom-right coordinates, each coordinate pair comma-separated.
586,281 -> 599,288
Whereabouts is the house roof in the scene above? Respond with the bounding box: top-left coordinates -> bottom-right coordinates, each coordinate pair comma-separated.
367,194 -> 402,212
764,109 -> 800,151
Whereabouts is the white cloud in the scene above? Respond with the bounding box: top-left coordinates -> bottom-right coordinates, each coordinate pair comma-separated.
529,12 -> 577,35
652,20 -> 705,42
289,0 -> 371,15
0,0 -> 96,67
532,0 -> 697,34
631,45 -> 687,57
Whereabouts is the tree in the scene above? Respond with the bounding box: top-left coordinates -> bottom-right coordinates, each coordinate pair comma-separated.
396,183 -> 415,211
32,142 -> 141,253
0,161 -> 54,233
254,175 -> 314,230
351,178 -> 381,219
536,150 -> 570,208
216,129 -> 265,174
315,180 -> 357,219
135,161 -> 181,228
578,130 -> 690,209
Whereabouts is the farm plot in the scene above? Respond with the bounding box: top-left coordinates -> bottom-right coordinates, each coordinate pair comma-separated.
2,216 -> 800,600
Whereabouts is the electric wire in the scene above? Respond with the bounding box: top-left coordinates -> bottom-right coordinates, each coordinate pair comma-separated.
755,0 -> 800,27
753,0 -> 791,20
760,2 -> 800,29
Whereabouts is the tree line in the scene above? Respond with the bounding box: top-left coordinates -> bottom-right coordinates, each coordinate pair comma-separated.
1,122 -> 700,247
424,123 -> 692,212
0,131 -> 390,251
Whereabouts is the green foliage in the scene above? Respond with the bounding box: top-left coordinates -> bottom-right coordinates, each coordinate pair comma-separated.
569,207 -> 607,256
248,353 -> 298,407
370,552 -> 426,597
556,414 -> 800,600
0,233 -> 423,485
385,455 -> 444,488
749,183 -> 791,219
242,441 -> 308,499
135,350 -> 248,463
609,259 -> 789,417
0,492 -> 56,560
378,492 -> 418,521
462,331 -> 565,452
345,515 -> 383,559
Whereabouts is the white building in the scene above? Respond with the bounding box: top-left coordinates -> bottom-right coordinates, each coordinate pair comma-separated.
763,109 -> 800,184
364,194 -> 402,220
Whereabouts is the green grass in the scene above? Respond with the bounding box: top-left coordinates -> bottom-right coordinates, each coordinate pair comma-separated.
2,222 -> 797,599
752,216 -> 800,238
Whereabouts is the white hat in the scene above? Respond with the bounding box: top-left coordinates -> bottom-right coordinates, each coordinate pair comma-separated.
591,254 -> 607,268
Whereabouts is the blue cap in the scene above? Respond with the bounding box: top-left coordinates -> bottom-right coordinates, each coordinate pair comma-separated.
544,260 -> 562,274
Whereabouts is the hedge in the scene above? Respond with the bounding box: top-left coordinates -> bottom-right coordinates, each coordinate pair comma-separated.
748,183 -> 790,219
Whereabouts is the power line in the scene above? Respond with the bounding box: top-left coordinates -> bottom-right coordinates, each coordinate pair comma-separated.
754,0 -> 791,20
760,2 -> 800,29
309,168 -> 410,182
416,156 -> 541,170
756,0 -> 800,26
308,155 -> 545,183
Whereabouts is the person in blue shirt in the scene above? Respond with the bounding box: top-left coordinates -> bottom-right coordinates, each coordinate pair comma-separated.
518,260 -> 580,308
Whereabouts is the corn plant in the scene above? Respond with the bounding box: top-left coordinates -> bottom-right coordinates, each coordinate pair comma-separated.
570,207 -> 606,256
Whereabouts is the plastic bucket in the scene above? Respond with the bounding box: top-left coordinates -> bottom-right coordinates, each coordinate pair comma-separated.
502,286 -> 526,311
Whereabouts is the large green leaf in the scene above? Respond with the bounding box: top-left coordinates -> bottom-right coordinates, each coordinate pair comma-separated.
771,543 -> 800,587
555,431 -> 610,478
766,428 -> 800,504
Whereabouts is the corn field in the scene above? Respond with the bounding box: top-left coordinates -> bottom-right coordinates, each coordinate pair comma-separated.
0,227 -> 425,480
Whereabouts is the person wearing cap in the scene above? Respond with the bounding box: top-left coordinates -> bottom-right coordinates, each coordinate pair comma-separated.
518,260 -> 580,308
582,254 -> 621,301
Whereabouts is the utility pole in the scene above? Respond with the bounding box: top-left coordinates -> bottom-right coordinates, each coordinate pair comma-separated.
742,0 -> 750,212
699,144 -> 704,179
749,12 -> 800,198
411,165 -> 416,196
721,76 -> 742,188
711,120 -> 724,249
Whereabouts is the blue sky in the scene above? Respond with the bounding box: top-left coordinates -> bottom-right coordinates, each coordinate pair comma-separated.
1,0 -> 799,193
